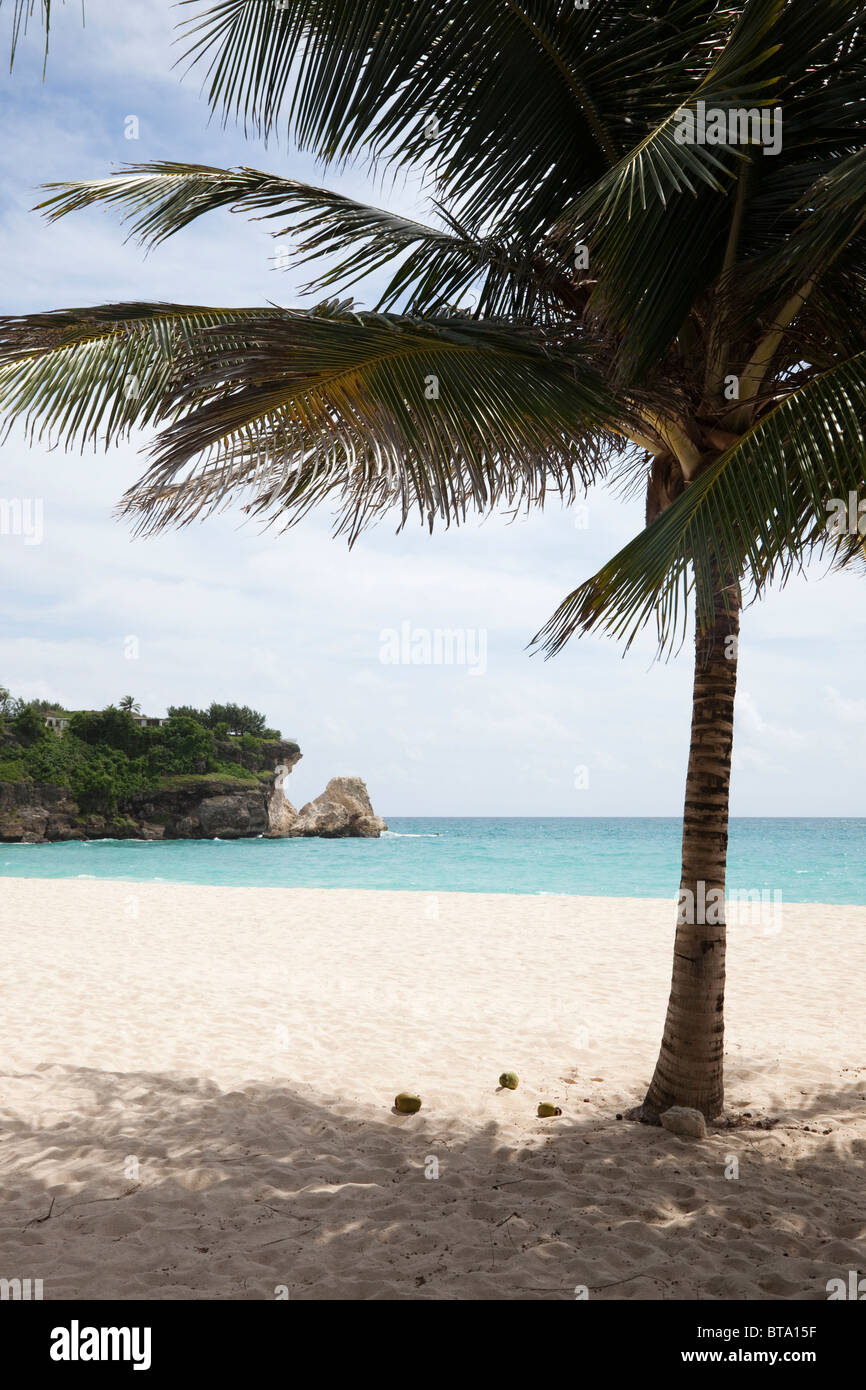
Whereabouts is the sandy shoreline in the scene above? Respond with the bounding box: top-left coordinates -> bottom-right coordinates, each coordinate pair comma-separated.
1,877 -> 864,1300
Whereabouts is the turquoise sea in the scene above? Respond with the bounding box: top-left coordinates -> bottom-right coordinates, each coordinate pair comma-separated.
1,818 -> 864,903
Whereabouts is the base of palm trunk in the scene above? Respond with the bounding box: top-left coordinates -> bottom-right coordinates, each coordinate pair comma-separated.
642,1079 -> 725,1122
623,1103 -> 661,1125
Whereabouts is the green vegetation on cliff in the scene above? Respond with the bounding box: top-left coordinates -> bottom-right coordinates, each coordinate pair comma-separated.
0,688 -> 297,816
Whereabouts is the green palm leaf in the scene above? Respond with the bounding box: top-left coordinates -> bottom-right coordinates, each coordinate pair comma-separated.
535,351 -> 866,656
552,0 -> 864,379
0,303 -> 279,449
119,308 -> 626,539
37,163 -> 568,321
568,0 -> 786,225
775,149 -> 866,284
177,0 -> 726,238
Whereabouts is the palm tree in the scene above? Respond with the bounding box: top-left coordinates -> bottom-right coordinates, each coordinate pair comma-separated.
118,696 -> 141,714
1,1 -> 864,1120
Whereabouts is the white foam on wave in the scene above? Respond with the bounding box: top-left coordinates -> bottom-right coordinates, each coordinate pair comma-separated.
382,831 -> 441,838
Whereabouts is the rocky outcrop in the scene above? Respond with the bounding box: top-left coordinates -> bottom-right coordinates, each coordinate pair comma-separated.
126,778 -> 273,839
0,780 -> 80,842
266,759 -> 300,837
0,751 -> 386,843
288,776 -> 387,838
0,776 -> 278,842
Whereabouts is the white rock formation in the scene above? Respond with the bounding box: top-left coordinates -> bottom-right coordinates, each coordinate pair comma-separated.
266,759 -> 386,839
291,776 -> 387,838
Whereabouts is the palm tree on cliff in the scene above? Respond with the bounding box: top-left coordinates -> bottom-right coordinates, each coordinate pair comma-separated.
1,0 -> 864,1119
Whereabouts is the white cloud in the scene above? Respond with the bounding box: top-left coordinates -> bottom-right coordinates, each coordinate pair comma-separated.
824,685 -> 866,725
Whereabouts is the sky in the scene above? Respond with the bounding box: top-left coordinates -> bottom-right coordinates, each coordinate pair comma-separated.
0,0 -> 864,817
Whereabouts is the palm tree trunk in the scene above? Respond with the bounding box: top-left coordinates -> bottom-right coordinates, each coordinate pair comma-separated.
641,564 -> 741,1120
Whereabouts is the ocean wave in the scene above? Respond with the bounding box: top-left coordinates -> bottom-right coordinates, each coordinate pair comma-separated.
383,831 -> 442,838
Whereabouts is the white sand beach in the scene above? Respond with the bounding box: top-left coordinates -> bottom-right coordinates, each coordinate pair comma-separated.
0,877 -> 864,1300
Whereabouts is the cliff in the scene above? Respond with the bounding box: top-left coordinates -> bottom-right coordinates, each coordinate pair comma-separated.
0,771 -> 283,842
0,751 -> 387,843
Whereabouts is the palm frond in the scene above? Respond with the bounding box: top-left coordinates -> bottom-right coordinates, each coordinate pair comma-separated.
561,0 -> 788,238
780,148 -> 866,282
0,303 -> 278,449
38,163 -> 570,321
552,0 -> 859,379
535,351 -> 866,656
119,308 -> 627,540
4,0 -> 57,70
176,0 -> 726,239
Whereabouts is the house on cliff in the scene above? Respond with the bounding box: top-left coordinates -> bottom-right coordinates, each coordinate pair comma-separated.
44,713 -> 169,733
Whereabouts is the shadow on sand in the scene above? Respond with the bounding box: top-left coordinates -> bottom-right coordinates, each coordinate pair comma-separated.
1,1063 -> 864,1299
